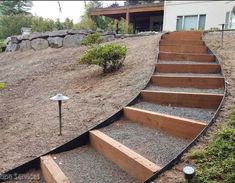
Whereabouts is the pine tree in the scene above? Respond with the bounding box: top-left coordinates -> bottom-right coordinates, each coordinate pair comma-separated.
0,0 -> 32,15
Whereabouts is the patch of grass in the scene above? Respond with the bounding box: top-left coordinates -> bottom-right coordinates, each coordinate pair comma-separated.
189,109 -> 235,183
0,82 -> 5,90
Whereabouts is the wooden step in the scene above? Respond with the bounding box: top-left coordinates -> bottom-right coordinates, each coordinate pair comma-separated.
155,63 -> 221,73
123,107 -> 206,139
89,130 -> 161,182
140,90 -> 223,109
40,155 -> 70,183
159,52 -> 215,62
151,75 -> 224,89
162,34 -> 202,41
160,45 -> 207,53
160,39 -> 204,46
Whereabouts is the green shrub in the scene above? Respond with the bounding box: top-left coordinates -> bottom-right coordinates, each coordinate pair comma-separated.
79,44 -> 127,73
0,15 -> 32,39
0,40 -> 6,53
81,32 -> 103,46
0,82 -> 5,90
189,109 -> 235,183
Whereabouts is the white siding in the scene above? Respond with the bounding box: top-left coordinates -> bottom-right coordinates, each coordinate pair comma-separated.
163,1 -> 235,31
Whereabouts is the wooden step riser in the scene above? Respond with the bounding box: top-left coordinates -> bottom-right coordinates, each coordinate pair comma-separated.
160,40 -> 204,46
40,155 -> 70,183
124,107 -> 206,140
156,63 -> 221,73
151,76 -> 225,89
162,35 -> 202,41
141,91 -> 223,109
159,52 -> 215,62
166,31 -> 203,36
89,130 -> 161,182
160,45 -> 208,53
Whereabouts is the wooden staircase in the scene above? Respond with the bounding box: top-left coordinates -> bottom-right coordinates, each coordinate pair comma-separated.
39,31 -> 225,183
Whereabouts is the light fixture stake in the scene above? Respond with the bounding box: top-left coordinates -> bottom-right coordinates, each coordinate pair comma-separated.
50,94 -> 69,136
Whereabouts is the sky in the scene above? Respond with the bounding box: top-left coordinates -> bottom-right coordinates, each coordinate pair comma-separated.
30,1 -> 125,23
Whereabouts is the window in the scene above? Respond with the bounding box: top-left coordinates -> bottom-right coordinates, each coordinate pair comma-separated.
225,11 -> 235,29
225,11 -> 230,29
230,11 -> 235,29
183,15 -> 198,30
198,15 -> 206,30
176,16 -> 183,31
176,14 -> 207,31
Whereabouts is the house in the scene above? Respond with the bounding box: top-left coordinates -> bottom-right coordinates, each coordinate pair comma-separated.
90,1 -> 235,33
90,1 -> 164,33
164,1 -> 235,31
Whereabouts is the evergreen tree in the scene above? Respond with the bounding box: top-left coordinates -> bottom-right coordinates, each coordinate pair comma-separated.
0,0 -> 32,15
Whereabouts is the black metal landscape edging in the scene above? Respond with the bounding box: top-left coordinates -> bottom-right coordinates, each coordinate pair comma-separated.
0,33 -> 163,182
144,31 -> 227,183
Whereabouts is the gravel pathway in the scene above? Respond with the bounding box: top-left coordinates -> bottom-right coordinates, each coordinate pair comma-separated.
100,119 -> 190,167
146,85 -> 224,94
133,102 -> 215,123
53,145 -> 138,183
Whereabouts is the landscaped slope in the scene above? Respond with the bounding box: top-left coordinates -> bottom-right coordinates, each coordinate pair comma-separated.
0,34 -> 161,173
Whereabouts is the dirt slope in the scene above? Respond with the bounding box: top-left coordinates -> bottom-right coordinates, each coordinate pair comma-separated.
0,34 -> 161,172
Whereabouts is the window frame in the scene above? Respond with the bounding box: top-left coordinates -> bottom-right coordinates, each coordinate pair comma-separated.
175,14 -> 207,31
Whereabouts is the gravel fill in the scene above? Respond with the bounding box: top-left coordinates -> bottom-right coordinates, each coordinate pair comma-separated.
158,60 -> 218,64
100,119 -> 190,167
133,102 -> 215,123
154,73 -> 222,77
53,145 -> 139,183
146,85 -> 224,94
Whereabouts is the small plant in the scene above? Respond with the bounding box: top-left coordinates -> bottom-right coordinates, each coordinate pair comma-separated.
79,44 -> 127,73
189,109 -> 235,183
0,82 -> 5,90
0,40 -> 6,53
81,32 -> 103,46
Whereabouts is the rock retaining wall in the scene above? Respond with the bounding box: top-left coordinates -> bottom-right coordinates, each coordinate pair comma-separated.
5,30 -> 116,52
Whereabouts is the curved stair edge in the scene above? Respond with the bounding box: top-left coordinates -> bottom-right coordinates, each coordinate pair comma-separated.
143,31 -> 227,183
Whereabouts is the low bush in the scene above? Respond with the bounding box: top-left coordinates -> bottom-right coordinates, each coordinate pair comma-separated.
189,109 -> 235,183
79,44 -> 127,73
0,82 -> 5,90
81,32 -> 103,46
0,40 -> 6,53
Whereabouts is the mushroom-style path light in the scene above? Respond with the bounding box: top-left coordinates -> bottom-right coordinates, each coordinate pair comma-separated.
183,165 -> 196,183
50,94 -> 69,136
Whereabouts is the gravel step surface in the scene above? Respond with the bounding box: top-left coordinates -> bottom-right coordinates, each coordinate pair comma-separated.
100,119 -> 190,167
153,73 -> 222,77
146,85 -> 224,94
133,102 -> 215,123
53,145 -> 138,183
158,60 -> 218,64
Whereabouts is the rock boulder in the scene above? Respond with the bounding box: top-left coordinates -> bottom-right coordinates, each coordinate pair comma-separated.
31,38 -> 49,50
47,37 -> 63,48
63,34 -> 85,48
19,40 -> 31,51
5,42 -> 19,52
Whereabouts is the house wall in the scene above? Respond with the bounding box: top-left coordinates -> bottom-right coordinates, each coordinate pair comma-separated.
163,1 -> 235,31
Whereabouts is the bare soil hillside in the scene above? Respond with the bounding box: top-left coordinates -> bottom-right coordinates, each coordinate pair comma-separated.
0,34 -> 161,172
